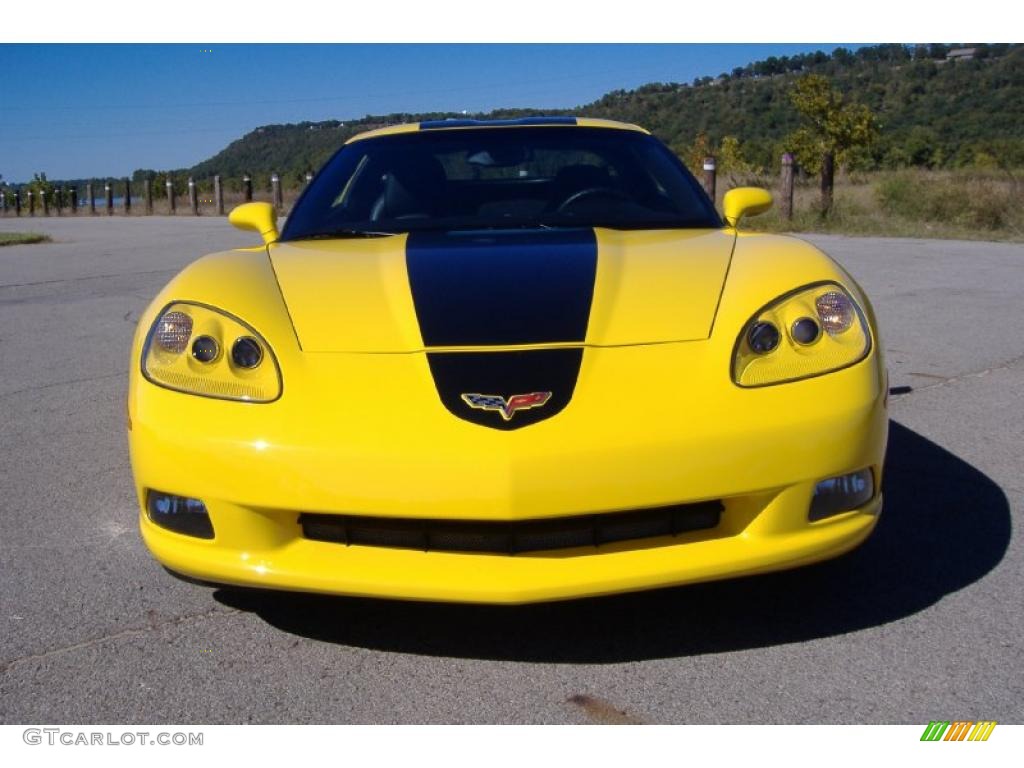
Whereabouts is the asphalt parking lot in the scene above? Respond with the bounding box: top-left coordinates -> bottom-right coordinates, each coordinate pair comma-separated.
0,216 -> 1021,724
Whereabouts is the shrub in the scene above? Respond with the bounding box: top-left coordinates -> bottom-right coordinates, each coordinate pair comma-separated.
876,171 -> 1020,230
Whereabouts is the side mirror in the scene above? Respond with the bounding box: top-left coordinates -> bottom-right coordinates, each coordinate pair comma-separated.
722,187 -> 773,228
228,202 -> 278,245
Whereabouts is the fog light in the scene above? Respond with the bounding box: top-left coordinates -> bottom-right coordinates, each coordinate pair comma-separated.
809,469 -> 874,521
146,491 -> 214,539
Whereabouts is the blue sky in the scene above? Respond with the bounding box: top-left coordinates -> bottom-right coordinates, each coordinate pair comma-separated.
0,44 -> 853,183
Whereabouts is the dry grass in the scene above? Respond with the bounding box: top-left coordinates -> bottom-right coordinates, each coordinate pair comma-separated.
726,169 -> 1024,242
0,232 -> 51,246
5,172 -> 1023,242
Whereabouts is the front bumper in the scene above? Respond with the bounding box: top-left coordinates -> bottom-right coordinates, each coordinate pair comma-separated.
141,491 -> 881,603
130,342 -> 888,604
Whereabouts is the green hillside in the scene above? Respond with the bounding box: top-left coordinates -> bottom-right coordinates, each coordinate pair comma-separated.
183,109 -> 554,188
584,43 -> 1024,170
172,43 -> 1022,185
70,43 -> 982,189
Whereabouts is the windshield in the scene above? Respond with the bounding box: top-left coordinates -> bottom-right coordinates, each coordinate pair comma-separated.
279,127 -> 721,240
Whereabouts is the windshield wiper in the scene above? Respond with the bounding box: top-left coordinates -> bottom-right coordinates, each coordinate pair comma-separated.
441,222 -> 558,232
535,216 -> 701,231
290,228 -> 398,240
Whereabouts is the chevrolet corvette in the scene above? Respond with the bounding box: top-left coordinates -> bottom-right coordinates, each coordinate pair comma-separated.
128,116 -> 888,603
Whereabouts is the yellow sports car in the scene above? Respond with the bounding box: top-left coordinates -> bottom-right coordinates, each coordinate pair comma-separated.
129,117 -> 887,603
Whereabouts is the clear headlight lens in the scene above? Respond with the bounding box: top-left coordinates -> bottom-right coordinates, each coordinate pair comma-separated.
142,302 -> 281,402
733,283 -> 871,387
153,311 -> 192,354
815,291 -> 856,335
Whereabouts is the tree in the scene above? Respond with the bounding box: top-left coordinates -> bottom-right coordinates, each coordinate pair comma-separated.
682,132 -> 714,175
719,136 -> 763,177
27,172 -> 55,199
786,74 -> 878,214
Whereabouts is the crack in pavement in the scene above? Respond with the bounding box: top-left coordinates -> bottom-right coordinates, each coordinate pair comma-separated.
1,605 -> 241,673
0,371 -> 126,403
0,268 -> 178,291
891,353 -> 1024,399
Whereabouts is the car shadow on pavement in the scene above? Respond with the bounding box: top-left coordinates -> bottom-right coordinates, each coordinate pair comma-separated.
215,420 -> 1011,663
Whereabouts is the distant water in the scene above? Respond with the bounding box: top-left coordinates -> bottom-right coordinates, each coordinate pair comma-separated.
1,195 -> 137,208
81,196 -> 140,208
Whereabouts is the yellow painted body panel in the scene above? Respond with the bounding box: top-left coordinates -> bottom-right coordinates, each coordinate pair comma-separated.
723,186 -> 773,226
268,234 -> 422,352
345,123 -> 422,143
587,228 -> 733,345
269,228 -> 735,353
574,117 -> 648,133
228,202 -> 279,244
128,222 -> 887,603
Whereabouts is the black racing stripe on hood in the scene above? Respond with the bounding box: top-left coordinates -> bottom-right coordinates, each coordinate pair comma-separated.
405,229 -> 597,347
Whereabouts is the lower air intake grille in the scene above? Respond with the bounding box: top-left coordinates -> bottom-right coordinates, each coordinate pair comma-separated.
299,502 -> 723,555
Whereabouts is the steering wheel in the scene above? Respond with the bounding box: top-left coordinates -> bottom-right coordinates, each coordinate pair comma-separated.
555,186 -> 630,213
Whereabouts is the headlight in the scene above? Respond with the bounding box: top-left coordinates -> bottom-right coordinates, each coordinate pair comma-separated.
732,282 -> 871,387
142,302 -> 282,402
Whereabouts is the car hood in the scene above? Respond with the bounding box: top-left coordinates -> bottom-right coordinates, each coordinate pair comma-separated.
268,227 -> 735,353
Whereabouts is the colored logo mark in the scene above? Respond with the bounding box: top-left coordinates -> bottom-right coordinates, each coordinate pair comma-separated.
920,721 -> 997,742
461,392 -> 552,421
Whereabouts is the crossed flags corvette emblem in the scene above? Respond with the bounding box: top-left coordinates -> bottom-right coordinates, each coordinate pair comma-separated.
461,391 -> 553,421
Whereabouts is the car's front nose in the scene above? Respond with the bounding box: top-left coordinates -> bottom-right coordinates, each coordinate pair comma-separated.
129,337 -> 887,604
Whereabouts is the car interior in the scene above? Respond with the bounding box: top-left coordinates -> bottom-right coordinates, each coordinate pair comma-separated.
346,149 -> 675,224
281,128 -> 719,237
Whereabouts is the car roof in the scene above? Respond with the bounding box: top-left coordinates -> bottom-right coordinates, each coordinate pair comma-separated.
345,116 -> 649,144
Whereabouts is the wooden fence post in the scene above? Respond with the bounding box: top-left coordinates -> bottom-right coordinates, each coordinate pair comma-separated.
144,177 -> 153,215
780,153 -> 795,221
70,186 -> 78,214
271,172 -> 282,212
213,175 -> 224,215
41,189 -> 50,216
86,183 -> 95,215
820,151 -> 834,215
0,191 -> 6,216
702,156 -> 717,205
243,174 -> 253,202
104,182 -> 113,215
166,179 -> 176,214
55,187 -> 63,216
123,179 -> 132,215
188,177 -> 199,215
28,190 -> 35,216
14,190 -> 21,217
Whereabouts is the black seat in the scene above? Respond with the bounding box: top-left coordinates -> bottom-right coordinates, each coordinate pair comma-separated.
544,164 -> 613,212
370,153 -> 448,221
